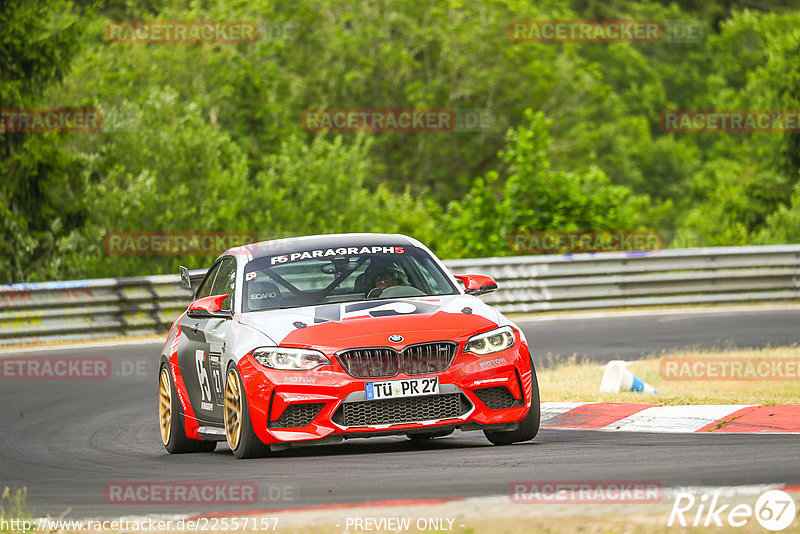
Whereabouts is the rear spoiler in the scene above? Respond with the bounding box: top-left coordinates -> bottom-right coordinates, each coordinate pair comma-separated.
180,266 -> 210,294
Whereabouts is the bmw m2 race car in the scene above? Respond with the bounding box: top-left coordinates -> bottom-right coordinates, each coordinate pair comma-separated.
158,234 -> 540,458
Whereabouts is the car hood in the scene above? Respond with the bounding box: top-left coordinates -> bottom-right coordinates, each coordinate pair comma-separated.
236,295 -> 503,353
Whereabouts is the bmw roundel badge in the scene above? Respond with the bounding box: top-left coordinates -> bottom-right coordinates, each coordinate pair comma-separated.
388,334 -> 404,343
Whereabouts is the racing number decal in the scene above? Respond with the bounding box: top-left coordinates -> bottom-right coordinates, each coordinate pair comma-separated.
314,300 -> 439,323
209,354 -> 224,406
344,300 -> 438,318
211,366 -> 222,398
195,349 -> 212,403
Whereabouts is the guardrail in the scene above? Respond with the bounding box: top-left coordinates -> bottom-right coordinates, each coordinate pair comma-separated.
1,245 -> 799,346
446,245 -> 800,313
0,276 -> 191,346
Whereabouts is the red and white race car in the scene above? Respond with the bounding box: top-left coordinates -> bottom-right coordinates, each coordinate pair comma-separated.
158,233 -> 540,458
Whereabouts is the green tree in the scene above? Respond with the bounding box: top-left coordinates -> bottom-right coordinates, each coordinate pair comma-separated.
245,134 -> 441,252
442,110 -> 657,258
58,88 -> 252,278
0,0 -> 96,283
8,0 -> 800,283
56,89 -> 442,278
672,10 -> 800,245
755,182 -> 800,243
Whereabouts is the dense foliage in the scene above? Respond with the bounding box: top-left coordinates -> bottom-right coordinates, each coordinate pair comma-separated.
2,0 -> 799,282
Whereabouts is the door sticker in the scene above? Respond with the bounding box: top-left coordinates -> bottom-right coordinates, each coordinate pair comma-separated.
195,349 -> 212,403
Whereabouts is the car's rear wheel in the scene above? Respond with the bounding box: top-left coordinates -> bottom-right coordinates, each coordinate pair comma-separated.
159,365 -> 216,453
484,363 -> 540,446
224,366 -> 269,459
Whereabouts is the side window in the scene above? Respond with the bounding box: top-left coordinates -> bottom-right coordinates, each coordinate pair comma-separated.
209,257 -> 237,311
194,262 -> 222,300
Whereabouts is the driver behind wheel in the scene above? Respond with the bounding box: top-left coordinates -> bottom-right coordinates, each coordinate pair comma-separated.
373,269 -> 405,290
367,266 -> 409,298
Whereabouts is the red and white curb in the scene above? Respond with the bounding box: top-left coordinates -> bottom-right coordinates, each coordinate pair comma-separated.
540,402 -> 800,433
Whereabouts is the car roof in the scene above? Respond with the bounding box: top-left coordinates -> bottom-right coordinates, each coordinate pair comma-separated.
223,233 -> 422,262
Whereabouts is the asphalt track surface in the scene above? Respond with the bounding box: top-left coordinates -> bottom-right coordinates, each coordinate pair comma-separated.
1,307 -> 799,518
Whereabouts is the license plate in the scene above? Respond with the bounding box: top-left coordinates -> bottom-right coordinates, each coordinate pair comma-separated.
365,377 -> 439,400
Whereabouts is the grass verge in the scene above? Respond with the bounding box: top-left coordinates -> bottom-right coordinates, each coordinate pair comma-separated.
538,345 -> 800,405
0,487 -> 29,533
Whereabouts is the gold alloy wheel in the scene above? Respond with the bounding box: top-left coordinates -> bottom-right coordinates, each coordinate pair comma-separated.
158,368 -> 172,445
224,370 -> 243,450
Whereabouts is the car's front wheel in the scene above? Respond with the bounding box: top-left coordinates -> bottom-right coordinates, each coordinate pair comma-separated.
224,366 -> 269,459
484,363 -> 540,446
158,365 -> 216,453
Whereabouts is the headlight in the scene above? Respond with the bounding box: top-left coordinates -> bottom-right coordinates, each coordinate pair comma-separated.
252,347 -> 331,370
464,326 -> 515,355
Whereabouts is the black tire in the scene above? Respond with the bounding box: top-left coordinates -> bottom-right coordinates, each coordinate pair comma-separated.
407,429 -> 454,441
224,365 -> 269,459
484,362 -> 540,446
158,365 -> 216,453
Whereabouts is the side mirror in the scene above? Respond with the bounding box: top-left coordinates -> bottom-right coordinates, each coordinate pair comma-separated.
454,274 -> 498,296
187,294 -> 232,319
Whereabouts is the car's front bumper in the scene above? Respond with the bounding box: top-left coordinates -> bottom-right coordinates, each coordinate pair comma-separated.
237,338 -> 535,446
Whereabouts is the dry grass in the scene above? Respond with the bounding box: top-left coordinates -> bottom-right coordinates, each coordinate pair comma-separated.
537,346 -> 800,405
0,487 -> 30,532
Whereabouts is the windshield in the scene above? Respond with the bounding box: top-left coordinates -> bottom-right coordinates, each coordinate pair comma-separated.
241,245 -> 458,312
